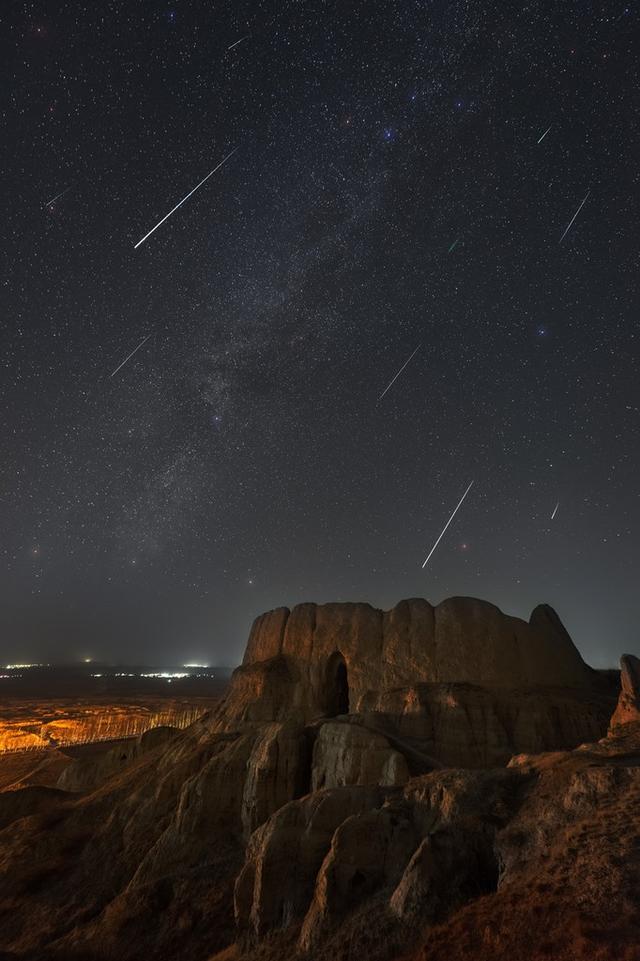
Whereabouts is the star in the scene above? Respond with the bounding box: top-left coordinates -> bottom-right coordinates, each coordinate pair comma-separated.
1,0 -> 635,675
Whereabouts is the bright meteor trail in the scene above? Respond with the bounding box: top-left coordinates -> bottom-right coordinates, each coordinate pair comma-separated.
559,190 -> 590,243
228,36 -> 248,50
133,147 -> 239,249
109,334 -> 152,378
44,186 -> 72,207
551,501 -> 559,520
421,480 -> 474,569
379,345 -> 421,400
537,124 -> 552,144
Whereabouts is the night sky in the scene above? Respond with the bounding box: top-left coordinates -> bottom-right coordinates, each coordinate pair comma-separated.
2,1 -> 638,668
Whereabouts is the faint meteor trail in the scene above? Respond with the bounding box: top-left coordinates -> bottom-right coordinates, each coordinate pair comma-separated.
448,238 -> 460,253
44,186 -> 71,207
109,334 -> 152,378
228,36 -> 248,50
537,124 -> 552,144
379,345 -> 421,400
559,190 -> 590,243
551,501 -> 559,520
422,480 -> 474,569
133,147 -> 239,249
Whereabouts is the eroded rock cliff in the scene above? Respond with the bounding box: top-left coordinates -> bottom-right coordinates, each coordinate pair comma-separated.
227,598 -> 597,732
214,597 -> 611,768
0,597 -> 632,961
609,652 -> 640,729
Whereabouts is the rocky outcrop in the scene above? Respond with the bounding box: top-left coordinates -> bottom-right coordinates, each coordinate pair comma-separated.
234,786 -> 388,940
219,598 -> 597,733
311,722 -> 410,790
241,721 -> 310,837
609,653 -> 640,729
354,681 -> 612,767
211,597 -> 612,770
56,726 -> 180,792
244,597 -> 590,684
236,766 -> 520,951
234,733 -> 640,961
299,802 -> 417,951
0,594 -> 631,961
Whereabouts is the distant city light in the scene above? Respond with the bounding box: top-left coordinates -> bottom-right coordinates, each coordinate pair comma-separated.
4,663 -> 49,670
141,671 -> 190,679
88,669 -> 215,680
3,664 -> 215,678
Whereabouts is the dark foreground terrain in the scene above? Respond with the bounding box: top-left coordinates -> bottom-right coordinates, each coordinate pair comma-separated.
0,597 -> 638,961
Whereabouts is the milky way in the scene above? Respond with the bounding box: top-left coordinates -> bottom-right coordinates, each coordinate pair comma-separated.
2,1 -> 638,666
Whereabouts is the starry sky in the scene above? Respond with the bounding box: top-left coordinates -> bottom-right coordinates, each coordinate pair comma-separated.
2,1 -> 638,668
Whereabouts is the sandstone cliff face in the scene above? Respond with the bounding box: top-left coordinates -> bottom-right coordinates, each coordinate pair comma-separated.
234,786 -> 387,939
235,765 -> 520,953
354,681 -> 611,767
212,597 -> 611,771
310,722 -> 409,790
234,735 -> 640,961
218,597 -> 597,735
609,653 -> 640,729
247,597 -> 593,691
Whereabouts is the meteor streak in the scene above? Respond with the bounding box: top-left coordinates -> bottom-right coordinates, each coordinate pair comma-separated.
421,480 -> 474,569
44,186 -> 71,207
133,147 -> 239,249
228,36 -> 248,50
537,124 -> 552,144
551,501 -> 559,520
379,345 -> 421,400
448,237 -> 460,253
109,334 -> 152,378
559,190 -> 590,243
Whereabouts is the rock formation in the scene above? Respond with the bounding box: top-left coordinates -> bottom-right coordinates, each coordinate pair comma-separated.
56,725 -> 180,792
229,598 -> 596,727
215,597 -> 611,768
0,596 -> 635,961
609,652 -> 640,729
